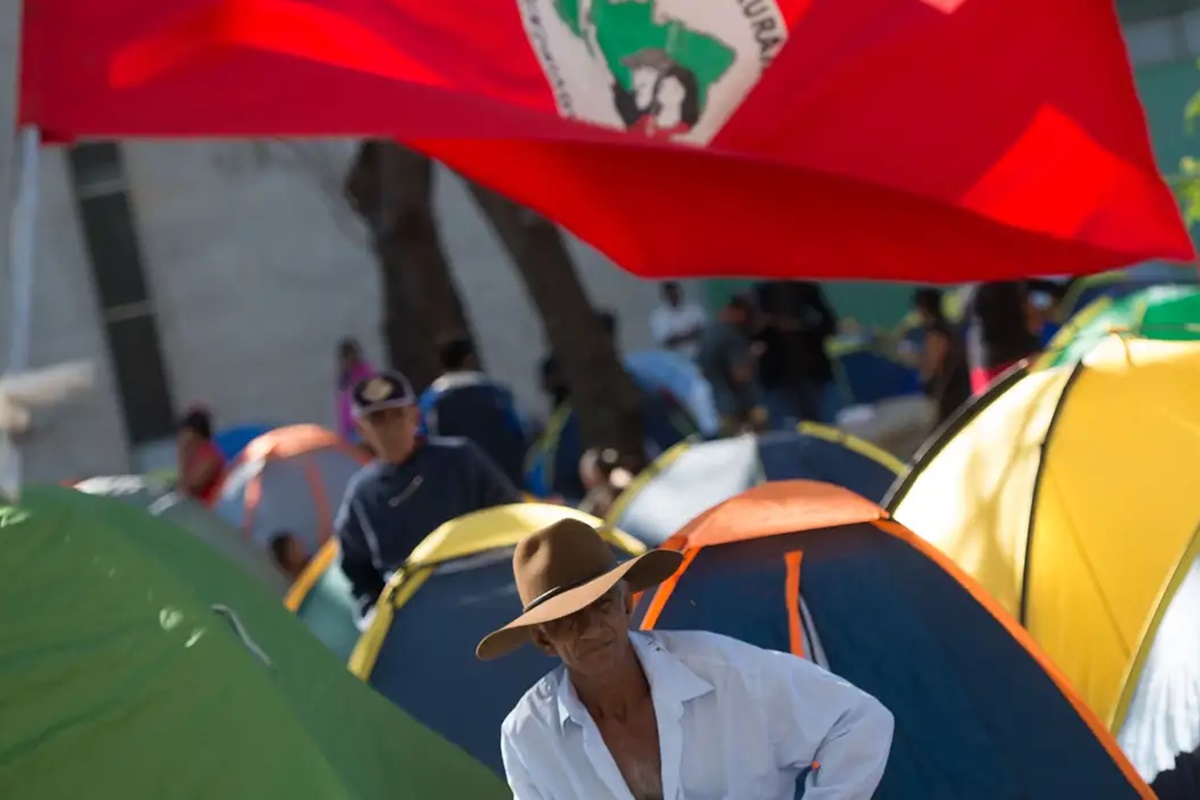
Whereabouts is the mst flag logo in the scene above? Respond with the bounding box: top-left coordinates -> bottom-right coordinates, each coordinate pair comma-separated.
518,0 -> 789,145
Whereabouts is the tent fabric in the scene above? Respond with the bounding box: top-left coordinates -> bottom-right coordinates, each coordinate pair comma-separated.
213,423 -> 277,462
349,504 -> 644,775
285,538 -> 361,663
524,387 -> 698,501
1044,284 -> 1200,369
74,475 -> 290,596
635,481 -> 1153,799
19,0 -> 1192,282
1117,550 -> 1200,783
214,424 -> 367,558
1057,265 -> 1199,323
825,341 -> 923,418
0,486 -> 505,798
607,425 -> 904,546
623,350 -> 721,437
886,303 -> 1200,782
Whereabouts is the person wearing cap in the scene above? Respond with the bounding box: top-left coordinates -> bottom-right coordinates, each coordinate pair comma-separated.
418,337 -> 527,489
336,370 -> 523,618
175,407 -> 226,507
479,519 -> 894,799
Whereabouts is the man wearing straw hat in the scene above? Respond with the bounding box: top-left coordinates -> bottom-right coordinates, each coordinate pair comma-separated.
478,519 -> 893,799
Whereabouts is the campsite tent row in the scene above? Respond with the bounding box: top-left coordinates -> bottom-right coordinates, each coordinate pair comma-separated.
887,285 -> 1200,786
288,423 -> 906,662
335,490 -> 1154,798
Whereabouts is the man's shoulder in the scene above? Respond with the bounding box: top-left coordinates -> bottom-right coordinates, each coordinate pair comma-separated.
502,666 -> 566,741
343,461 -> 385,495
646,629 -> 788,678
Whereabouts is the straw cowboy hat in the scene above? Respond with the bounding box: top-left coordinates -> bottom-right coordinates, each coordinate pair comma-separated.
475,519 -> 683,661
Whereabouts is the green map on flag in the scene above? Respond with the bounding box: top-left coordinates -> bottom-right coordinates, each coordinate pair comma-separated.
553,0 -> 735,114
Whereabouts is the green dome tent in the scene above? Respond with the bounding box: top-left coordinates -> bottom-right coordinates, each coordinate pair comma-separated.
74,475 -> 290,596
0,487 -> 504,798
1043,284 -> 1200,369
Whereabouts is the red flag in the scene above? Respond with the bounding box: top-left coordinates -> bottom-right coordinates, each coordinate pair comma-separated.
20,0 -> 1194,280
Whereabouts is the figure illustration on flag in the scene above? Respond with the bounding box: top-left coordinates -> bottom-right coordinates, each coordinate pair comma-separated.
519,0 -> 789,144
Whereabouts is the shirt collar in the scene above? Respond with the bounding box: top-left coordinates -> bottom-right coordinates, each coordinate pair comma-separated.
555,631 -> 713,730
430,371 -> 487,392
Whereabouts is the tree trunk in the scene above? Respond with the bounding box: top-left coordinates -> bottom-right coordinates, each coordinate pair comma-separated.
345,141 -> 477,390
466,183 -> 646,468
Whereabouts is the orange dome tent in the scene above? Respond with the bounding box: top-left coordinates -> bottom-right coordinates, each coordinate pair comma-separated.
634,481 -> 1153,799
214,425 -> 367,560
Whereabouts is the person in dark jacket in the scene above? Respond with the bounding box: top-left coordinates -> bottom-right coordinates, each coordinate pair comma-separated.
754,280 -> 837,426
419,337 -> 527,488
697,295 -> 766,434
912,288 -> 971,426
1152,746 -> 1200,800
336,370 -> 522,617
963,281 -> 1040,395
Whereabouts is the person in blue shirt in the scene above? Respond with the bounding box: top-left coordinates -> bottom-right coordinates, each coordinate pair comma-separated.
418,338 -> 528,488
336,370 -> 523,616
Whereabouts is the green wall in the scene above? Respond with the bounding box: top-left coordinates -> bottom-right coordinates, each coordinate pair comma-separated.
705,58 -> 1200,328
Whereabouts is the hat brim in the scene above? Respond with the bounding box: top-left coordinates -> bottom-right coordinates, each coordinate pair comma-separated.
475,549 -> 684,661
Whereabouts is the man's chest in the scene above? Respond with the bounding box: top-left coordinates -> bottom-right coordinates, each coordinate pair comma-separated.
354,473 -> 465,551
659,307 -> 701,332
595,709 -> 663,800
546,702 -> 795,800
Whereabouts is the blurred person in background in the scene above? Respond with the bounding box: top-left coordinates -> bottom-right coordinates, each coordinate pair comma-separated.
963,281 -> 1040,395
176,407 -> 226,507
650,281 -> 707,360
336,337 -> 375,443
1028,279 -> 1067,348
911,288 -> 971,427
577,447 -> 636,518
754,280 -> 838,427
697,295 -> 767,435
337,370 -> 522,620
268,530 -> 309,581
420,337 -> 527,488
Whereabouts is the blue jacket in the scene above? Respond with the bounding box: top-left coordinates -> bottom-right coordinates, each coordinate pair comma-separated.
334,437 -> 522,612
419,371 -> 527,488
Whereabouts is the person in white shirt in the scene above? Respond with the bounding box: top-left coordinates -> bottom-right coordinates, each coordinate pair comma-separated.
649,282 -> 707,360
476,519 -> 894,800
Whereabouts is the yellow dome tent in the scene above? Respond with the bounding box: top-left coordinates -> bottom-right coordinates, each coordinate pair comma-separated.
885,286 -> 1200,784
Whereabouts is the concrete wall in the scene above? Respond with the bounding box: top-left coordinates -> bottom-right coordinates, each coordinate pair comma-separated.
7,138 -> 705,482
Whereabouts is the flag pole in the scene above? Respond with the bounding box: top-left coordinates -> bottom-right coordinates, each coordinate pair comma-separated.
0,0 -> 21,273
6,125 -> 39,373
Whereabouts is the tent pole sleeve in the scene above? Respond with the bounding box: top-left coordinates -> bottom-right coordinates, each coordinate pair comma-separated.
6,125 -> 40,373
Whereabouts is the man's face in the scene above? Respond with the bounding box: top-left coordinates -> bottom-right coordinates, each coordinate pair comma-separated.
177,426 -> 198,449
357,405 -> 419,460
532,586 -> 635,678
663,283 -> 681,307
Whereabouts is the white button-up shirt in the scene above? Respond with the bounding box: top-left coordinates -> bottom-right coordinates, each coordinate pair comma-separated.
501,630 -> 893,799
650,303 -> 708,360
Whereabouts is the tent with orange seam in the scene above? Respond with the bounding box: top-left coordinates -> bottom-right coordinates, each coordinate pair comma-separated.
635,480 -> 1154,799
